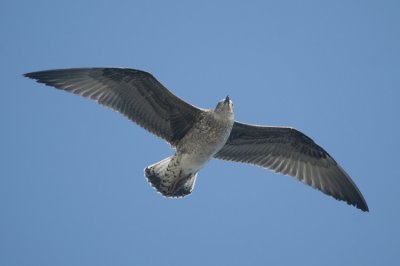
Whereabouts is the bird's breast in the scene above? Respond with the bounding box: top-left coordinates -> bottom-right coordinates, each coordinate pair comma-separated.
176,111 -> 234,173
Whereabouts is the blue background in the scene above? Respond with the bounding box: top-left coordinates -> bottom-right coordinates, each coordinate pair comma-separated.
1,1 -> 399,265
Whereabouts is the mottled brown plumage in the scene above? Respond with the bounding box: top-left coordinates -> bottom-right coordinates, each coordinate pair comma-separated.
24,67 -> 368,211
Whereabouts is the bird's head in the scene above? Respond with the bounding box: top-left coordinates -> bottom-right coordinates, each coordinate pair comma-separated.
215,95 -> 234,114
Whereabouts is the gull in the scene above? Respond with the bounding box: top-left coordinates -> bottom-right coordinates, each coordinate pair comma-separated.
24,67 -> 369,211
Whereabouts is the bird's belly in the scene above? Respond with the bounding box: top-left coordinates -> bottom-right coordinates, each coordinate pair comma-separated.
179,151 -> 213,174
178,136 -> 229,175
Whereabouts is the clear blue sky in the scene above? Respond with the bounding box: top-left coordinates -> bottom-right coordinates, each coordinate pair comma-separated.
1,1 -> 399,265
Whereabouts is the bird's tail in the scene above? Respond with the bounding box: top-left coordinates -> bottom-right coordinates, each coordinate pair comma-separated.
144,156 -> 197,198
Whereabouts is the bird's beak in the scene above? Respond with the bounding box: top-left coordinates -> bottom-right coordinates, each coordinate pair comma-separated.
224,95 -> 230,104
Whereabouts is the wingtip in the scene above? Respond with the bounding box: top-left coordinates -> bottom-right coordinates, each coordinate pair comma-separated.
347,197 -> 369,212
23,71 -> 37,79
358,202 -> 369,212
338,191 -> 369,212
353,187 -> 369,212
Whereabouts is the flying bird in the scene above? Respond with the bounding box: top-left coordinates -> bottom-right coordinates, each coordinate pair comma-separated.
24,68 -> 369,212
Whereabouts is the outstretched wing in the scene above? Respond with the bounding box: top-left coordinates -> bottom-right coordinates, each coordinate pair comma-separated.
214,122 -> 369,211
24,68 -> 203,146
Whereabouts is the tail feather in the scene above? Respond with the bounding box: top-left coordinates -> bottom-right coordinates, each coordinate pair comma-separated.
144,156 -> 197,198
